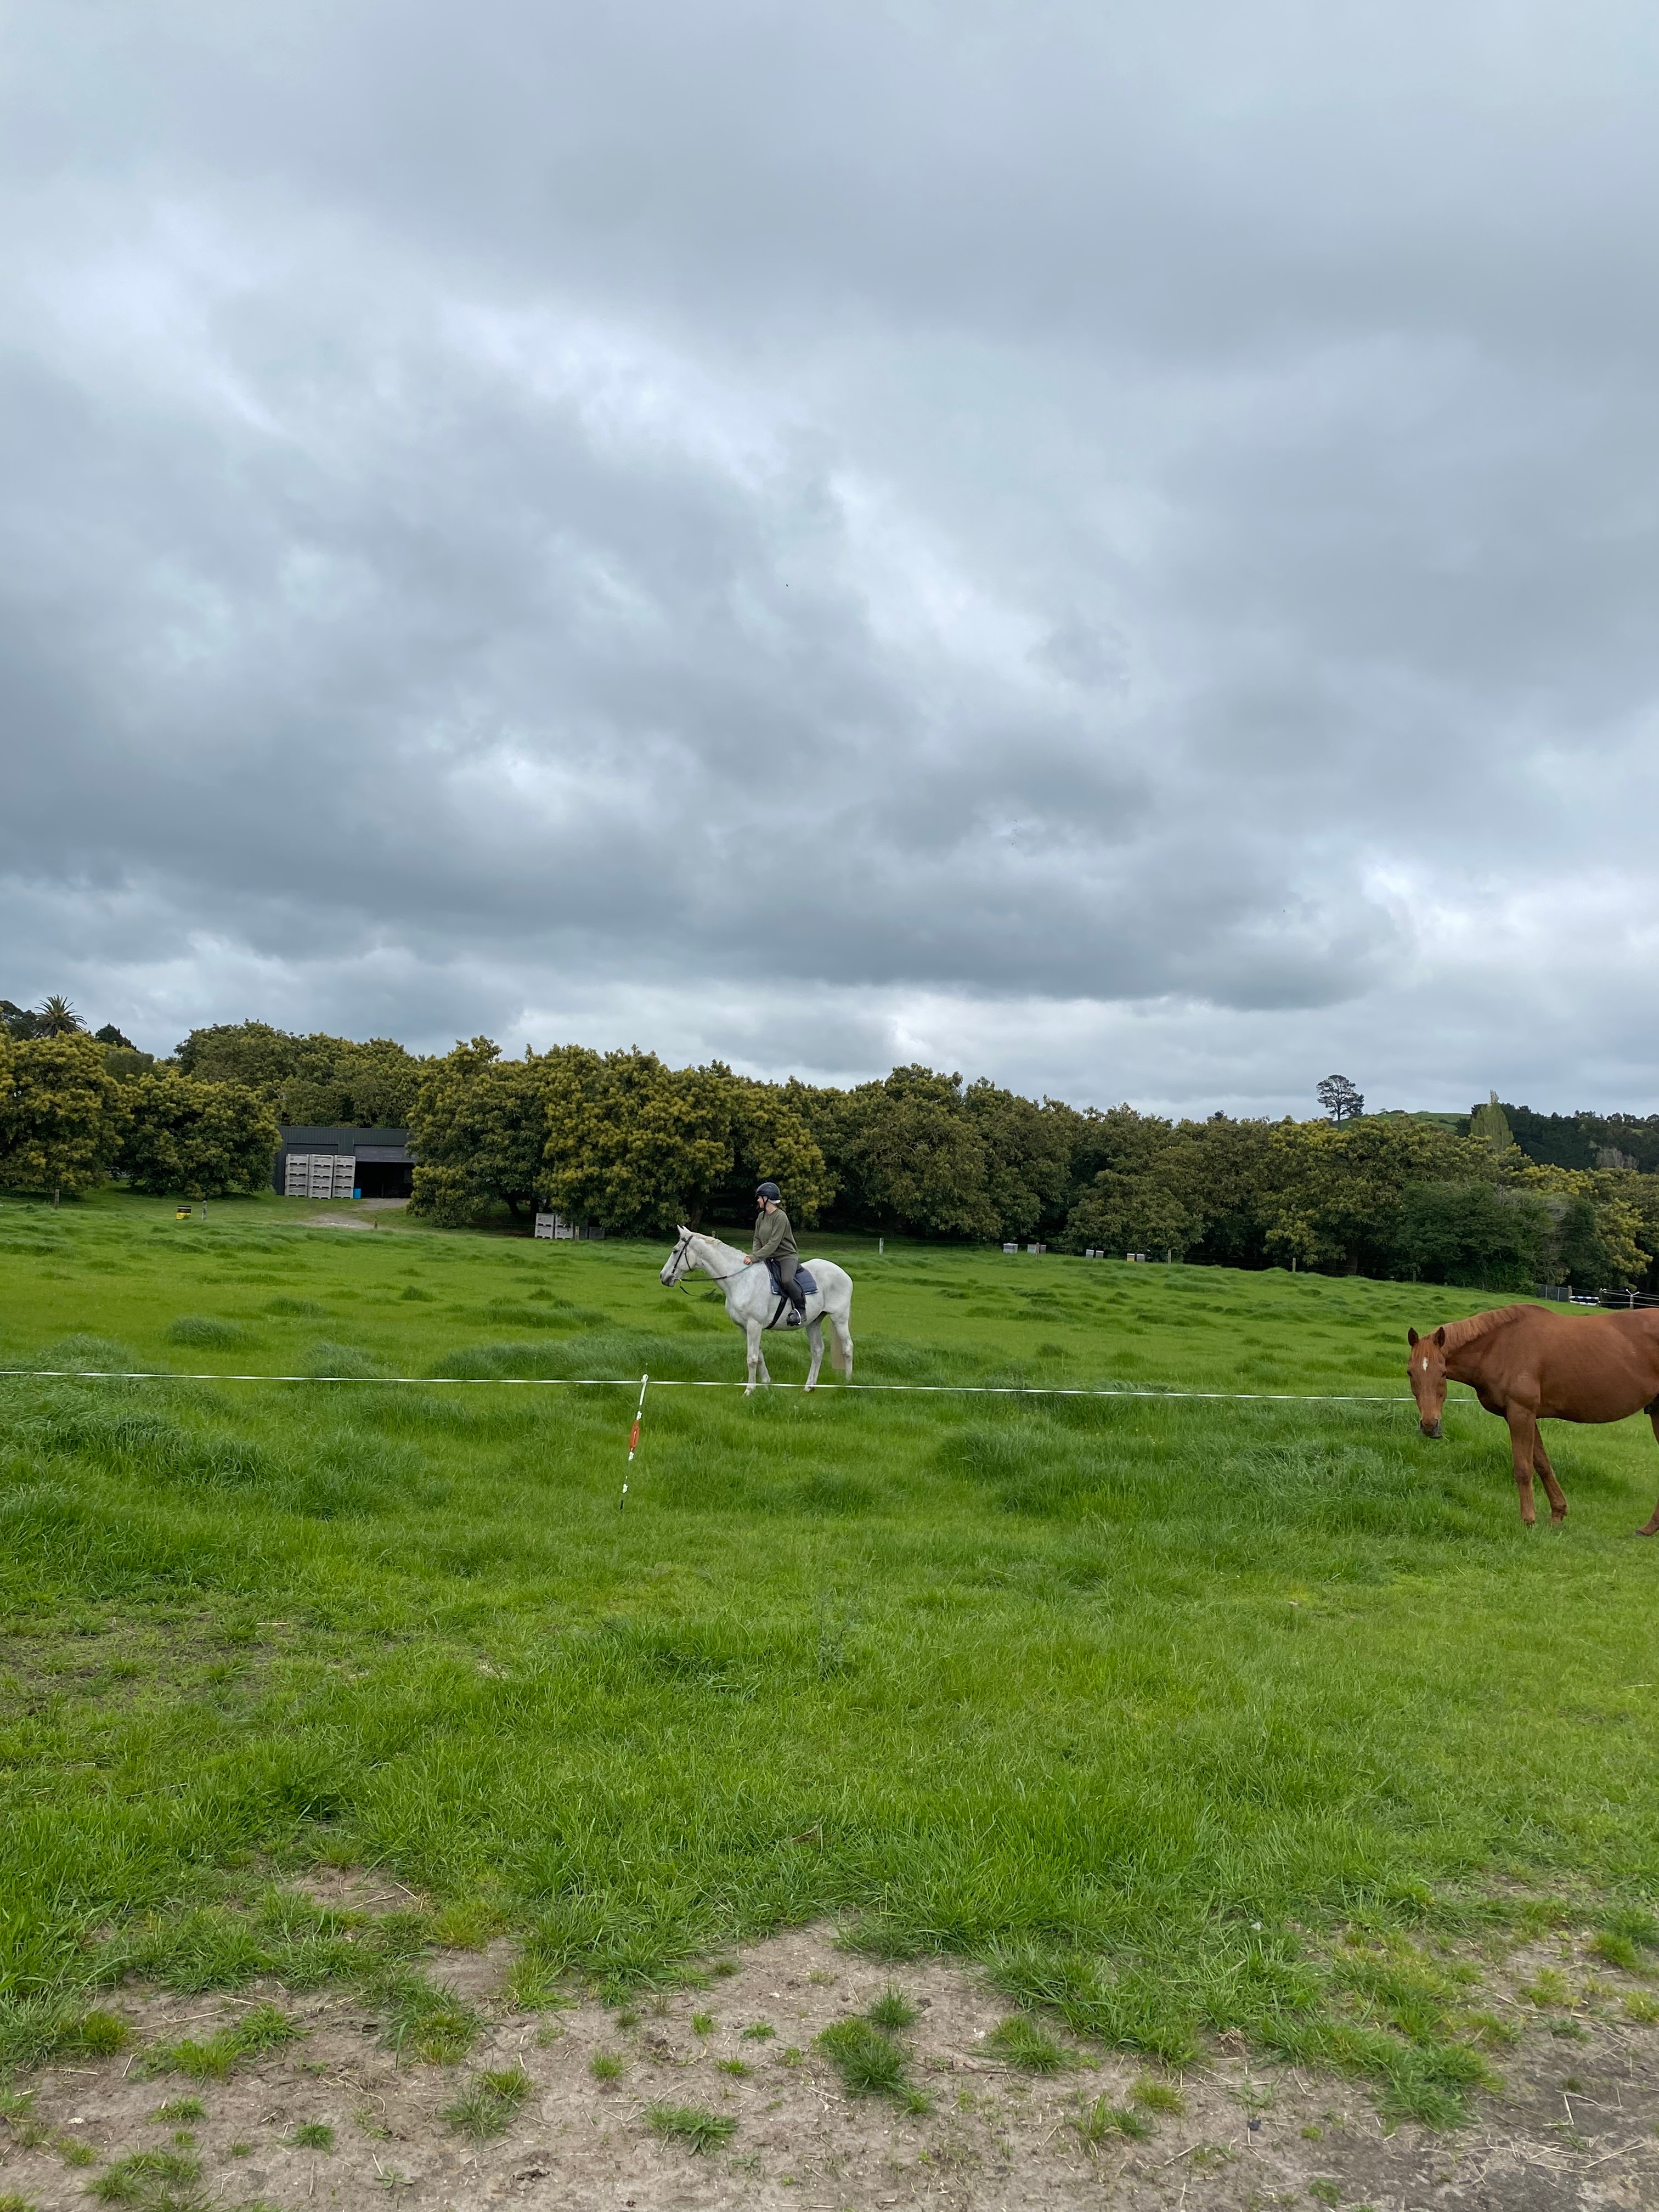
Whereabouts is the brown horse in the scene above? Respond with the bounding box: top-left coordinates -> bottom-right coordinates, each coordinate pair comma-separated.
1406,1304 -> 1659,1532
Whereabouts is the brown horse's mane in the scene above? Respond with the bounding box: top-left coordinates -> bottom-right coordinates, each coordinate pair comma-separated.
1438,1304 -> 1538,1353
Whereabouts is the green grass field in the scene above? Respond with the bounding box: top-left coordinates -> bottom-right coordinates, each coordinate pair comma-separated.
4,1190 -> 1659,2122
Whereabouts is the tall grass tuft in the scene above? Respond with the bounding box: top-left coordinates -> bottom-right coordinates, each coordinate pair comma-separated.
647,2104 -> 738,2153
816,2018 -> 930,2111
139,2003 -> 302,2081
441,2067 -> 531,2140
986,2015 -> 1076,2073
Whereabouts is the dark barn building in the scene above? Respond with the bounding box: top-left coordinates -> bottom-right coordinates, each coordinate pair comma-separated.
274,1126 -> 415,1201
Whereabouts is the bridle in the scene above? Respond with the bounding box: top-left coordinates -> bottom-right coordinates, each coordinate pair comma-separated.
665,1228 -> 746,1289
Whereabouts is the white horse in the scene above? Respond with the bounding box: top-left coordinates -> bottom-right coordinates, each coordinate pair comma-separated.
659,1228 -> 855,1394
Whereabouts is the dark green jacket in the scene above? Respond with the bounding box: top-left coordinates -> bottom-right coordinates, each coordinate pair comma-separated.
751,1206 -> 797,1263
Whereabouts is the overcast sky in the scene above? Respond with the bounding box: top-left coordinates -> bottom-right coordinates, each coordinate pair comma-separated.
3,3 -> 1656,1116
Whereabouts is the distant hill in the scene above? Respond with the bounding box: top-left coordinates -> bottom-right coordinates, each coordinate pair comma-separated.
1370,1109 -> 1471,1133
1502,1104 -> 1659,1175
1372,1104 -> 1659,1173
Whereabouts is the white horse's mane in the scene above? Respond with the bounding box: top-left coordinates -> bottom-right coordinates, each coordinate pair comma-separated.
682,1226 -> 746,1263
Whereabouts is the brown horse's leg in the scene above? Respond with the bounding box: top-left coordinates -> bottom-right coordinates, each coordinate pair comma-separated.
1640,1410 -> 1659,1538
1505,1406 -> 1539,1526
1531,1431 -> 1567,1525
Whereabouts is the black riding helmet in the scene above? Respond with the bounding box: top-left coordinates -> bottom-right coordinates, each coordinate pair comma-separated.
755,1182 -> 782,1204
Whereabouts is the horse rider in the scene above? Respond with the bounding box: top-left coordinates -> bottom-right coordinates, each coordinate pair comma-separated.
744,1181 -> 805,1324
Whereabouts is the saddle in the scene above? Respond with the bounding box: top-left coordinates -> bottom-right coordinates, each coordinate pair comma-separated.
765,1260 -> 816,1329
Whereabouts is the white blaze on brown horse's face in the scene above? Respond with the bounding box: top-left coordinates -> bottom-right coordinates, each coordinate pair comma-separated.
1406,1326 -> 1448,1438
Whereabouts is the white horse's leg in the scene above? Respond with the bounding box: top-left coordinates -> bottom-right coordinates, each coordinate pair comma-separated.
804,1316 -> 824,1390
745,1318 -> 764,1395
829,1299 -> 854,1378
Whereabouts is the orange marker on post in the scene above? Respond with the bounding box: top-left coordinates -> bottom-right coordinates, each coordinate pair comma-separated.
621,1373 -> 648,1510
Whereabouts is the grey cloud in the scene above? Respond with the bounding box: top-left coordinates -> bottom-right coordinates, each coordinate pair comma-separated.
2,2 -> 1657,1111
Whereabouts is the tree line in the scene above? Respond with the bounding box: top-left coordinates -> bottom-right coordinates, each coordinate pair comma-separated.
0,1030 -> 279,1201
3,1002 -> 1657,1291
395,1041 -> 1659,1292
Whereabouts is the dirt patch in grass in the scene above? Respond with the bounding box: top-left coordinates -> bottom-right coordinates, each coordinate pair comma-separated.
291,1865 -> 432,1920
3,1925 -> 1658,2209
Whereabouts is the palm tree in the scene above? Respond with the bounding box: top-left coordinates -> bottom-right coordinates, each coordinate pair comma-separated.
34,994 -> 85,1036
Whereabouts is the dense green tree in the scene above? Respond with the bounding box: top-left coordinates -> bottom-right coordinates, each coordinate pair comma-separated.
1609,1171 -> 1659,1289
1178,1117 -> 1283,1267
408,1045 -> 831,1234
1066,1169 -> 1203,1258
1553,1195 -> 1614,1289
32,1003 -> 1659,1277
810,1066 -> 996,1240
407,1041 -> 551,1226
539,1048 -> 731,1232
100,1045 -> 158,1082
965,1081 -> 1077,1240
1503,1104 -> 1659,1177
1391,1182 -> 1549,1289
0,1033 -> 122,1195
117,1074 -> 281,1198
1058,1106 -> 1204,1256
1261,1115 -> 1497,1274
177,1022 -> 424,1125
711,1072 -> 834,1226
541,1049 -> 830,1234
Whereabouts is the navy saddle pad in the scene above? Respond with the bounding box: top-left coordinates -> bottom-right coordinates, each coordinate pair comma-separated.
766,1261 -> 816,1297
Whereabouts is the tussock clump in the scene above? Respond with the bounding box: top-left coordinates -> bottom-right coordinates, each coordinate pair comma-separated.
139,2001 -> 302,2081
302,1341 -> 383,1379
88,2146 -> 205,2205
985,2014 -> 1076,2073
431,1329 -> 713,1383
34,1334 -> 142,1374
816,2018 -> 929,2111
370,1969 -> 479,2065
164,1317 -> 245,1347
0,1998 -> 130,2072
647,2103 -> 737,2152
866,1987 -> 918,2030
1077,2097 -> 1153,2147
442,2067 -> 531,2140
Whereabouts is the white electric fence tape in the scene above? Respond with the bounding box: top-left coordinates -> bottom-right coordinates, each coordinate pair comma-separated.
0,1366 -> 1447,1406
